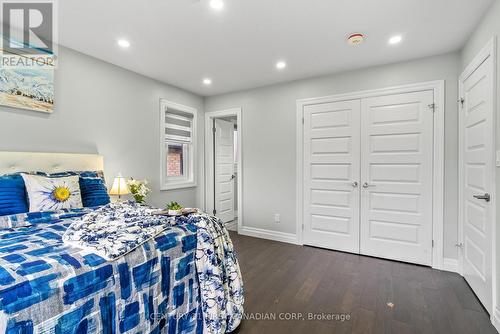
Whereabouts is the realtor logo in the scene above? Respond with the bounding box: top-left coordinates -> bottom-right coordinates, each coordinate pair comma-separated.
0,0 -> 57,68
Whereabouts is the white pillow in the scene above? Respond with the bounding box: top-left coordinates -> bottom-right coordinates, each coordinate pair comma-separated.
21,174 -> 83,212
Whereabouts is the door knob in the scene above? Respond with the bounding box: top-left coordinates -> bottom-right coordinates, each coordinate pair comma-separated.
473,193 -> 491,202
230,174 -> 236,180
363,182 -> 375,189
351,181 -> 358,188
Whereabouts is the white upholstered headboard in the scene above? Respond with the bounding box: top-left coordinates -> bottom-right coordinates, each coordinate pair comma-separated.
0,151 -> 104,175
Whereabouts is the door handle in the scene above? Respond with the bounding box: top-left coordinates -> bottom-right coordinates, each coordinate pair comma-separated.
362,182 -> 375,189
473,193 -> 491,202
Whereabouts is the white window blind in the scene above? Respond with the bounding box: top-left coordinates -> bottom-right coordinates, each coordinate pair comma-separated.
160,99 -> 197,191
164,109 -> 194,143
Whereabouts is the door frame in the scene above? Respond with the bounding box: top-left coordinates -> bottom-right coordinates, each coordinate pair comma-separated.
204,108 -> 243,231
458,37 -> 497,317
296,80 -> 446,269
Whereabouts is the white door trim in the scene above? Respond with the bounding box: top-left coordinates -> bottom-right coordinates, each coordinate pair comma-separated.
296,80 -> 446,270
205,108 -> 243,231
458,36 -> 497,320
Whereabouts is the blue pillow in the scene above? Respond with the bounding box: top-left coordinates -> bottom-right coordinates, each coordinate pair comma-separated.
79,177 -> 110,207
0,174 -> 29,216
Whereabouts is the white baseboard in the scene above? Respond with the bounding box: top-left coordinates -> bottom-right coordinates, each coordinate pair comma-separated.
493,308 -> 500,333
239,226 -> 299,245
442,258 -> 459,273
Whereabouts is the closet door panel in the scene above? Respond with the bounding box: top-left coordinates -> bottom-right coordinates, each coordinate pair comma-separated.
360,91 -> 434,265
303,100 -> 361,253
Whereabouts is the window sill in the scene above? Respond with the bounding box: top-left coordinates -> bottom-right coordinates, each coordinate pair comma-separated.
161,181 -> 197,191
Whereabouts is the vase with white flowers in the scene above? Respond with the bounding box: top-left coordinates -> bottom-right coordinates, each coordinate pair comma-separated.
127,178 -> 151,204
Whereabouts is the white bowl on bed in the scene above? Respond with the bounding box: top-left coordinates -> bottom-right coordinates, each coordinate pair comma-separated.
168,209 -> 182,216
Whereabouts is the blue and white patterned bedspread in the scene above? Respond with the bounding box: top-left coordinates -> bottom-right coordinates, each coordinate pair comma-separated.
62,203 -> 180,260
0,203 -> 244,334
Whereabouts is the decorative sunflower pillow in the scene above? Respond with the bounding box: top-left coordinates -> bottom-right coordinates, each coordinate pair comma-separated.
21,174 -> 83,212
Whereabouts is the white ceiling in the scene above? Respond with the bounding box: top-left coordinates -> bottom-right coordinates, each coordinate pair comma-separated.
59,0 -> 494,96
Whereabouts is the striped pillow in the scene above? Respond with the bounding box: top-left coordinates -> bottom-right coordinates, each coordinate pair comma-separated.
0,174 -> 28,217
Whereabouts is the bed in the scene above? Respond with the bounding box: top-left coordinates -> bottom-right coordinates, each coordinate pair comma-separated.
0,152 -> 244,334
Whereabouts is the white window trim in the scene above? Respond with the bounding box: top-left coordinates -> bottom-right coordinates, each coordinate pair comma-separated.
160,99 -> 197,191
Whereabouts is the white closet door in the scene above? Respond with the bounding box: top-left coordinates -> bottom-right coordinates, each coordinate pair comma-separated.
460,55 -> 494,314
360,91 -> 434,265
215,119 -> 235,223
303,100 -> 361,252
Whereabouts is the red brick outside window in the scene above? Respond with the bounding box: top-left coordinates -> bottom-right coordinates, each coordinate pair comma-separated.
167,144 -> 184,177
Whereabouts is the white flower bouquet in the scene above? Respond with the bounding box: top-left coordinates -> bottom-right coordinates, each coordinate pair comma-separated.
127,178 -> 151,204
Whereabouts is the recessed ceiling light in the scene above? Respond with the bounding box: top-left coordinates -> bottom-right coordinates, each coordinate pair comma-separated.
117,39 -> 131,48
276,61 -> 287,70
203,78 -> 212,85
389,35 -> 403,45
210,0 -> 224,10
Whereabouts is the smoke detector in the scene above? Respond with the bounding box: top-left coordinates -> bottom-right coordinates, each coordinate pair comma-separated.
347,33 -> 365,46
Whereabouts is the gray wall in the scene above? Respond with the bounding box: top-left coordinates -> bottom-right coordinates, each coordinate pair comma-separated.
0,46 -> 205,209
461,0 -> 500,316
0,40 -> 465,262
205,52 -> 461,260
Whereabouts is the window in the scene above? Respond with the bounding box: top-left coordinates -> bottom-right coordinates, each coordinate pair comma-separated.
167,143 -> 185,177
160,100 -> 197,190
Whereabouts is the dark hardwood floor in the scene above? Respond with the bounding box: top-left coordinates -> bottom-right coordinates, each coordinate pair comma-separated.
229,232 -> 498,334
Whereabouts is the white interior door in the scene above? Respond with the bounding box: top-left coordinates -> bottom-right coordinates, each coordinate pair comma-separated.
360,91 -> 434,265
303,100 -> 361,252
460,55 -> 494,314
215,119 -> 235,223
